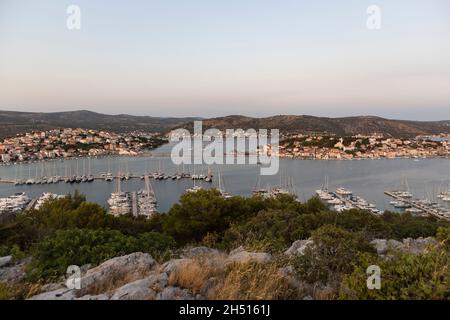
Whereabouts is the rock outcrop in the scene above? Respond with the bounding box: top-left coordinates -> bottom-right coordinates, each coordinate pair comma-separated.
29,252 -> 156,300
0,256 -> 12,268
284,239 -> 314,256
79,252 -> 155,295
0,257 -> 28,285
371,237 -> 437,256
226,246 -> 272,264
25,237 -> 441,300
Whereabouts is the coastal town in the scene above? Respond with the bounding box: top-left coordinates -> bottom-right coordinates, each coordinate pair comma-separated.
279,133 -> 450,160
0,128 -> 166,164
2,128 -> 450,164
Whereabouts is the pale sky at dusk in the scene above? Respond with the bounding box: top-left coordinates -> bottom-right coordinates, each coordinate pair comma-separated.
0,0 -> 449,120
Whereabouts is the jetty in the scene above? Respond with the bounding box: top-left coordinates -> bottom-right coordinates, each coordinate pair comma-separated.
316,185 -> 382,215
385,191 -> 450,221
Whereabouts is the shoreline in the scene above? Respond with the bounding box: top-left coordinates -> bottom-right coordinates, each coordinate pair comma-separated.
0,149 -> 166,167
1,153 -> 450,167
278,155 -> 450,161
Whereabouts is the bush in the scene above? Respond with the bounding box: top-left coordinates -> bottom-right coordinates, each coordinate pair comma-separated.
0,193 -> 162,252
222,209 -> 306,252
161,190 -> 300,245
26,229 -> 175,281
340,245 -> 449,300
292,225 -> 376,285
381,211 -> 448,240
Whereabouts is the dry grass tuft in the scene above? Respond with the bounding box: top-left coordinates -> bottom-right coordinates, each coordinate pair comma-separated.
79,269 -> 151,297
168,257 -> 224,295
210,262 -> 302,300
0,282 -> 42,300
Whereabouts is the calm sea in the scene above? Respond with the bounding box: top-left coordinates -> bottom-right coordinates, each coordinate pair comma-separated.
1,143 -> 450,213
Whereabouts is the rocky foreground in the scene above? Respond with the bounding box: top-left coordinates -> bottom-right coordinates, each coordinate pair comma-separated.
0,237 -> 438,300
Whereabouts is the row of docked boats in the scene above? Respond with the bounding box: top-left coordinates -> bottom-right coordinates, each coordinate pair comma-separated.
0,192 -> 30,214
107,175 -> 158,218
316,186 -> 382,215
145,167 -> 214,182
144,172 -> 212,181
15,174 -> 95,185
0,192 -> 65,216
33,192 -> 65,210
437,190 -> 450,202
251,174 -> 296,199
252,187 -> 295,199
387,190 -> 450,219
186,170 -> 231,198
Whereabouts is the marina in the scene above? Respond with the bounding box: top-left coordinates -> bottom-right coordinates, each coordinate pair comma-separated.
107,174 -> 158,218
385,190 -> 450,221
316,185 -> 383,215
0,146 -> 450,214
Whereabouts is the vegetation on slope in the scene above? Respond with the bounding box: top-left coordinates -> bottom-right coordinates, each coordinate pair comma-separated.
0,190 -> 448,299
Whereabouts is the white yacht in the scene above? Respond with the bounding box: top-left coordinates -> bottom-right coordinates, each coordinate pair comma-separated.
216,170 -> 232,199
34,193 -> 64,210
0,193 -> 30,214
336,187 -> 353,196
186,185 -> 203,193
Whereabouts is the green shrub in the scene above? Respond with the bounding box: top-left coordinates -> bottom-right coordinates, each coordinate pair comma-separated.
26,229 -> 175,281
292,225 -> 376,284
340,245 -> 449,300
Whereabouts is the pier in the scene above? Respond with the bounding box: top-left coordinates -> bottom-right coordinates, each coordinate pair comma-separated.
0,173 -> 212,185
316,187 -> 382,215
131,191 -> 138,217
384,191 -> 450,221
25,198 -> 38,211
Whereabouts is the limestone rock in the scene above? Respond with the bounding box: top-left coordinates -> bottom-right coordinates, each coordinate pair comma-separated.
29,252 -> 156,299
182,247 -> 220,258
0,256 -> 12,268
371,239 -> 388,255
285,239 -> 314,256
162,258 -> 192,276
0,259 -> 28,284
386,239 -> 404,251
77,294 -> 110,300
226,249 -> 271,265
200,277 -> 218,297
79,252 -> 155,294
40,282 -> 66,293
229,246 -> 245,256
402,237 -> 437,254
111,272 -> 168,300
28,288 -> 77,300
156,286 -> 194,300
372,237 -> 438,256
111,279 -> 157,300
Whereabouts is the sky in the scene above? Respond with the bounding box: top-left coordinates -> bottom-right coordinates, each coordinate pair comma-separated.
0,0 -> 449,120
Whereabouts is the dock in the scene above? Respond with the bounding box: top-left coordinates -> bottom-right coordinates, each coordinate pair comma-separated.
317,188 -> 382,215
385,191 -> 450,221
131,191 -> 138,217
25,198 -> 38,211
0,173 -> 211,185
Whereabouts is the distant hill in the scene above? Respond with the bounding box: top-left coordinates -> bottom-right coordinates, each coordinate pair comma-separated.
176,115 -> 450,138
0,110 -> 200,139
0,110 -> 449,139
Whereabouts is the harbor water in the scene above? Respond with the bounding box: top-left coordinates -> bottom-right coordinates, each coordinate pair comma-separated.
1,143 -> 450,213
